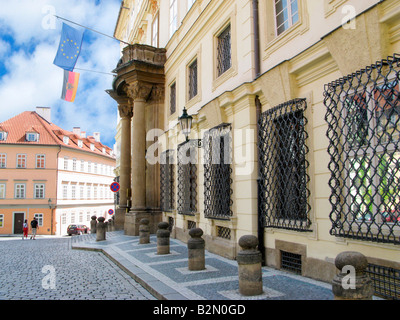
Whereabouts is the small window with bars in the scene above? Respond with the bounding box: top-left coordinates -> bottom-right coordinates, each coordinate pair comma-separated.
366,264 -> 400,300
188,58 -> 198,100
217,24 -> 231,77
187,220 -> 196,230
217,226 -> 231,240
170,82 -> 176,115
280,251 -> 302,274
160,150 -> 175,212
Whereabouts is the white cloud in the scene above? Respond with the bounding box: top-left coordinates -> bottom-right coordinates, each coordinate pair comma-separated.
0,0 -> 121,147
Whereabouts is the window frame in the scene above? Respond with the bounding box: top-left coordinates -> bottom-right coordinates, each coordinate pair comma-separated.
0,183 -> 6,199
169,0 -> 178,38
0,153 -> 6,168
15,183 -> 26,199
36,154 -> 46,169
16,154 -> 27,169
274,0 -> 299,36
188,58 -> 198,101
34,183 -> 45,199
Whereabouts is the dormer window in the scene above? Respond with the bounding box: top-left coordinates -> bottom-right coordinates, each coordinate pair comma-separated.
26,132 -> 38,142
63,136 -> 69,144
0,131 -> 7,141
78,140 -> 83,148
102,147 -> 106,154
90,143 -> 95,151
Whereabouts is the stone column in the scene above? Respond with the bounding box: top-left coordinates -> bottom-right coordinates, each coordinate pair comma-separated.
90,216 -> 97,234
237,235 -> 263,296
96,217 -> 106,242
116,102 -> 133,230
332,251 -> 373,300
124,82 -> 153,236
188,228 -> 205,271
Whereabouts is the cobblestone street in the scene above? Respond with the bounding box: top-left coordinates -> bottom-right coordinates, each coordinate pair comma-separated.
0,236 -> 156,300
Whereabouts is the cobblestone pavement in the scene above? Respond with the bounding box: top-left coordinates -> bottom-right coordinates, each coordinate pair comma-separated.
0,235 -> 156,300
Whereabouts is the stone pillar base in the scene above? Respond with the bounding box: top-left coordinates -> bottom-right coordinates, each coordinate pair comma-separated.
124,209 -> 162,236
114,207 -> 128,231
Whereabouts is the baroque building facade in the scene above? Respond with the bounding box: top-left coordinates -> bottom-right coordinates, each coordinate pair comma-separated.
109,0 -> 400,294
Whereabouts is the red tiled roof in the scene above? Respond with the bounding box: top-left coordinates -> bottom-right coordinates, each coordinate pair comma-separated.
0,111 -> 114,159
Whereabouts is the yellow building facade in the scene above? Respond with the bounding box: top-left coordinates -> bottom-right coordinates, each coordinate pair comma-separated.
110,0 -> 400,294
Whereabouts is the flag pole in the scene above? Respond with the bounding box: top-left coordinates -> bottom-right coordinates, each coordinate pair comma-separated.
54,15 -> 131,46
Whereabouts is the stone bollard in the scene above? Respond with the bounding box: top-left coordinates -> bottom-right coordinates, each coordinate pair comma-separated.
157,222 -> 170,255
237,235 -> 263,296
107,219 -> 112,232
90,216 -> 97,234
188,228 -> 205,271
111,216 -> 115,231
332,251 -> 373,300
96,217 -> 106,242
139,218 -> 150,244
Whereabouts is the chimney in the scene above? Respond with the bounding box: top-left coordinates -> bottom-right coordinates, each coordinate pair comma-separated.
73,127 -> 81,136
80,131 -> 86,138
93,132 -> 100,142
36,107 -> 51,123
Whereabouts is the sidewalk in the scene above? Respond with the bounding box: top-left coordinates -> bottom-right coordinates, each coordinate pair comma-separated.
71,231 -> 334,300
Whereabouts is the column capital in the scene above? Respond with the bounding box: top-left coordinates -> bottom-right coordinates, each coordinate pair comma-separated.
126,82 -> 153,101
118,103 -> 133,119
149,84 -> 165,103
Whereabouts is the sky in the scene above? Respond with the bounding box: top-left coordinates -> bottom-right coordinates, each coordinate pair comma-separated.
0,0 -> 122,148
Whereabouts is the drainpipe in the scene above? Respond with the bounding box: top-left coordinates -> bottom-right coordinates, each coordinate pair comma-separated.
252,0 -> 260,79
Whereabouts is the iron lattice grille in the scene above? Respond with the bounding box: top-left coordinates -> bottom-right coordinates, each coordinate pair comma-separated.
366,264 -> 400,300
324,53 -> 400,245
177,140 -> 198,215
280,251 -> 302,275
170,82 -> 176,115
160,150 -> 175,212
204,123 -> 233,220
258,98 -> 311,231
217,24 -> 232,76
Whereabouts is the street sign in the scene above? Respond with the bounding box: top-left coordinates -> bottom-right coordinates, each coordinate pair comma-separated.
108,209 -> 114,215
110,182 -> 120,193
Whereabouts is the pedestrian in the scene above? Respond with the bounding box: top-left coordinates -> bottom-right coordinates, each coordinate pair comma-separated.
30,217 -> 39,240
22,219 -> 28,240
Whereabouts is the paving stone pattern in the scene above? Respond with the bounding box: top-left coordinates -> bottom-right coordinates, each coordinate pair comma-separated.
0,235 -> 156,300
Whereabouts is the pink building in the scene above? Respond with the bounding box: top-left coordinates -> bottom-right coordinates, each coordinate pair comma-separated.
0,107 -> 116,235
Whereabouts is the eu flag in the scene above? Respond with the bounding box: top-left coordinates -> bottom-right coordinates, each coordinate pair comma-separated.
53,23 -> 84,71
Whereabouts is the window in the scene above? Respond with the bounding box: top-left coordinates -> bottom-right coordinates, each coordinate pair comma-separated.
71,213 -> 75,223
63,185 -> 68,199
0,184 -> 5,199
80,185 -> 84,199
88,161 -> 91,173
34,214 -> 43,227
0,153 -> 6,168
0,131 -> 7,141
258,99 -> 311,231
36,154 -> 45,169
275,0 -> 299,36
63,136 -> 69,144
217,24 -> 232,77
160,150 -> 175,212
61,213 -> 67,225
34,184 -> 45,199
80,160 -> 85,172
79,212 -> 83,223
152,13 -> 159,47
63,157 -> 69,170
169,0 -> 177,37
188,59 -> 198,100
15,184 -> 26,199
0,214 -> 3,227
177,140 -> 198,215
325,54 -> 400,245
16,154 -> 27,168
26,132 -> 38,142
71,185 -> 76,199
203,124 -> 233,220
170,82 -> 176,115
78,140 -> 83,148
72,158 -> 77,171
87,185 -> 91,199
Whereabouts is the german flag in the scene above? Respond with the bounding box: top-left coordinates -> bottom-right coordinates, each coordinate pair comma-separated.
61,70 -> 80,102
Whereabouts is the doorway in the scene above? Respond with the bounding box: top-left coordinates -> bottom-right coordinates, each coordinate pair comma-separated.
13,212 -> 24,234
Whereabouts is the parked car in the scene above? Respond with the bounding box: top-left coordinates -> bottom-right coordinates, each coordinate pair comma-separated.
67,224 -> 89,236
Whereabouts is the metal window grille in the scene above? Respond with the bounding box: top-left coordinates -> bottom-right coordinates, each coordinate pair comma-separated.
187,220 -> 196,230
170,82 -> 176,115
217,226 -> 231,240
258,98 -> 311,231
177,140 -> 198,215
280,251 -> 302,274
160,150 -> 175,212
324,53 -> 400,245
217,24 -> 231,76
366,264 -> 400,300
204,123 -> 233,220
189,59 -> 198,100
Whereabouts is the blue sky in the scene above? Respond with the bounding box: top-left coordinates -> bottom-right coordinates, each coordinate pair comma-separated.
0,0 -> 122,148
